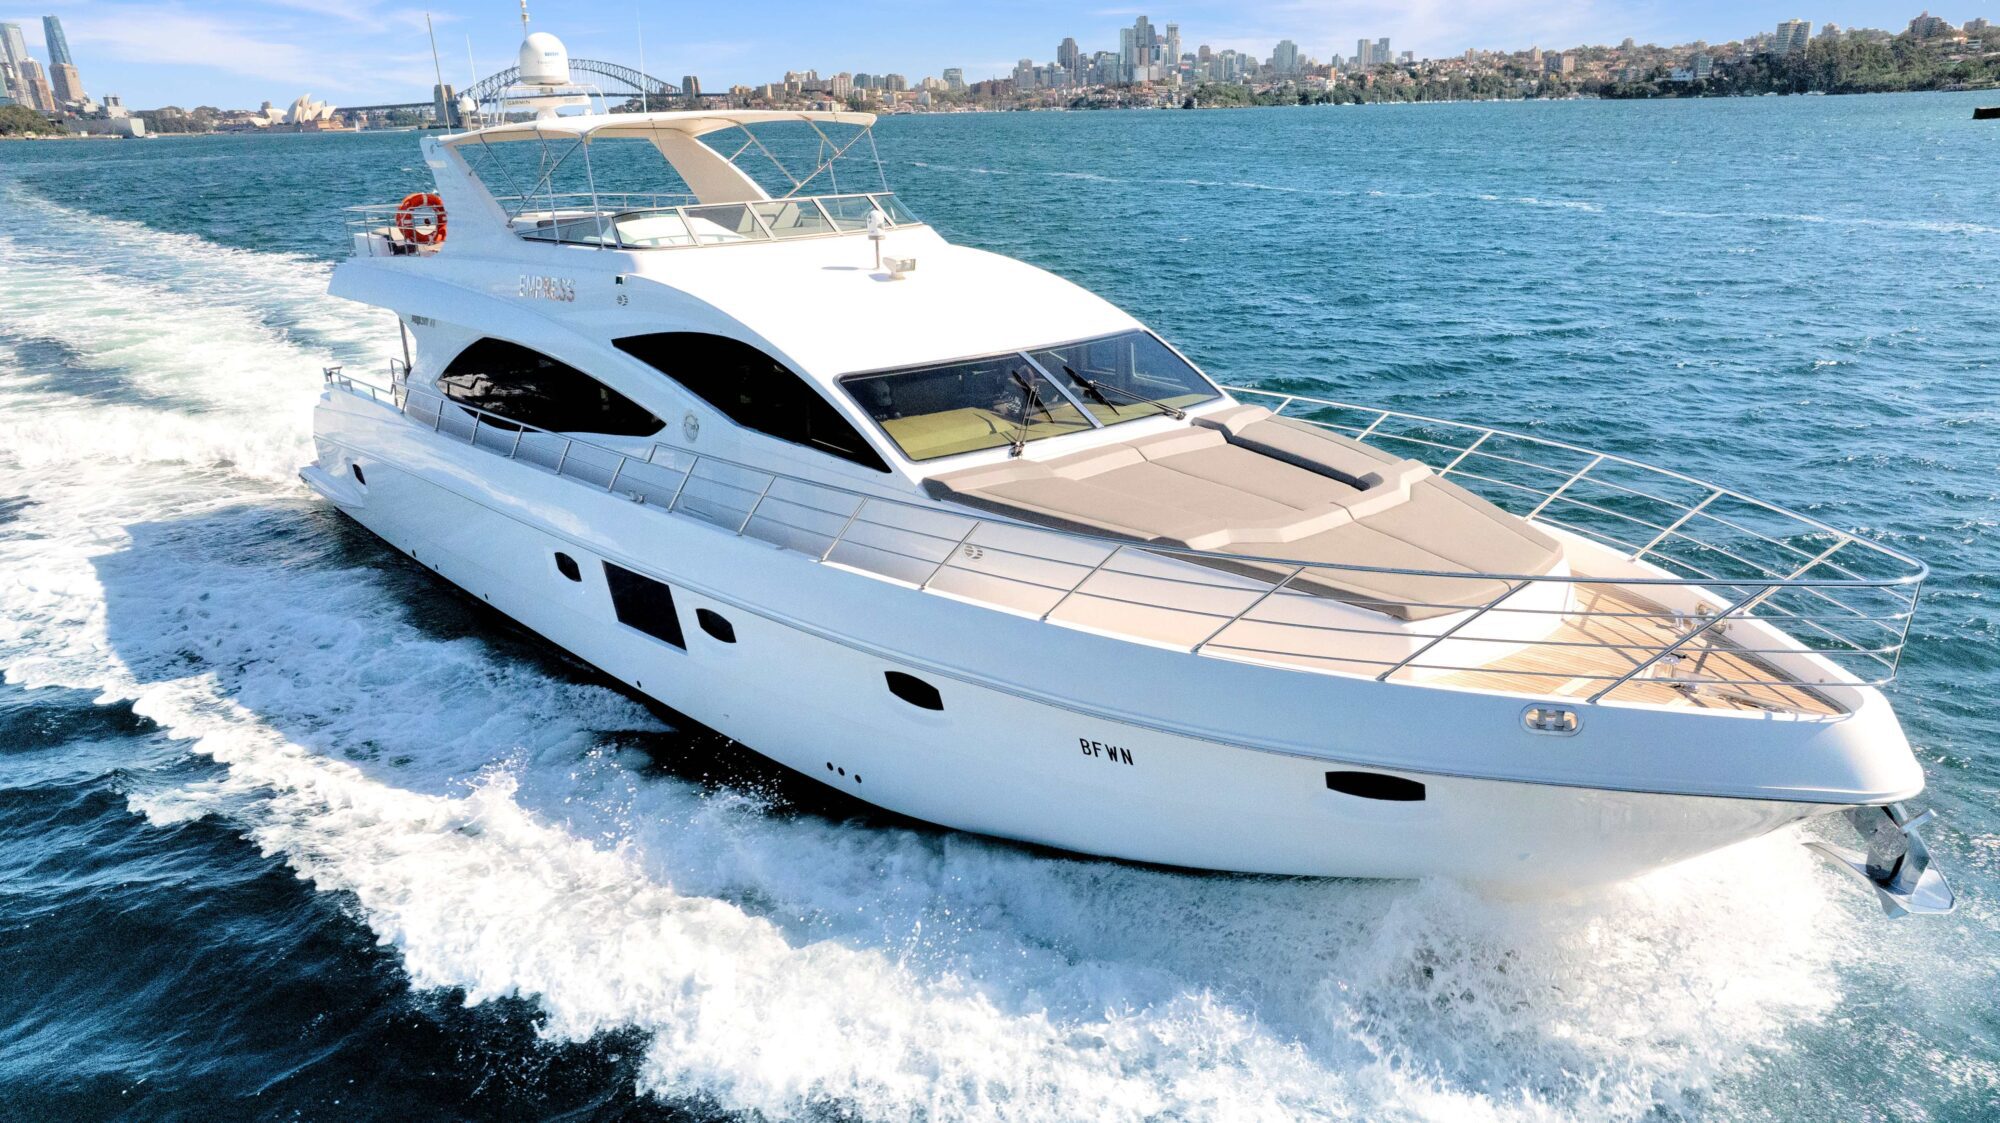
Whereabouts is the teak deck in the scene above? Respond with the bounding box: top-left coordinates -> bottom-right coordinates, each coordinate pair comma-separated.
1413,584 -> 1842,715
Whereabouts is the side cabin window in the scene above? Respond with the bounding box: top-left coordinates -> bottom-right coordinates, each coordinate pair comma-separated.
613,333 -> 889,472
437,339 -> 664,437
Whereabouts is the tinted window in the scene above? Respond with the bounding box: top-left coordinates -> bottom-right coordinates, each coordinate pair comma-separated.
1028,332 -> 1219,426
614,334 -> 888,472
437,339 -> 663,437
603,563 -> 686,649
841,354 -> 1091,462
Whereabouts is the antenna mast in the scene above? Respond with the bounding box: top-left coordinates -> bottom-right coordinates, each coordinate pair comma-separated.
425,12 -> 449,128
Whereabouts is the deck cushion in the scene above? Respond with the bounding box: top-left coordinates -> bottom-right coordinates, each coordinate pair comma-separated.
924,412 -> 1563,620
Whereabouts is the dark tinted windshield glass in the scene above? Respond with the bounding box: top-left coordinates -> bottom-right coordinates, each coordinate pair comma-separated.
615,333 -> 888,472
1029,332 -> 1218,425
437,339 -> 663,436
842,355 -> 1090,462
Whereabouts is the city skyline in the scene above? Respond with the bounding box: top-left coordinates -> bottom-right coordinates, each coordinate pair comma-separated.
0,2 -> 1987,109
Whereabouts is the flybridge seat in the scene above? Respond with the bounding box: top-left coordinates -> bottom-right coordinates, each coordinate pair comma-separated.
924,406 -> 1565,621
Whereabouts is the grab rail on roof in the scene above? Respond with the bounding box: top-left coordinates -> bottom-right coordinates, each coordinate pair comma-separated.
341,191 -> 920,257
321,366 -> 1927,709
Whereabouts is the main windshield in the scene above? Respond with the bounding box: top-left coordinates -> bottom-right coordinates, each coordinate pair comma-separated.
841,332 -> 1221,463
1030,333 -> 1219,425
842,355 -> 1090,461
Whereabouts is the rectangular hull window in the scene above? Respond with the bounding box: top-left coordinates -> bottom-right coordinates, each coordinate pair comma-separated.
604,563 -> 686,649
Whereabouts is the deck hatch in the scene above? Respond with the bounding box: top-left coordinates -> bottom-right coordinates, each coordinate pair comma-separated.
1324,771 -> 1426,802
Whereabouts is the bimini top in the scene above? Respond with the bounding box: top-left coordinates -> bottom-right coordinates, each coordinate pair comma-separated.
440,109 -> 878,147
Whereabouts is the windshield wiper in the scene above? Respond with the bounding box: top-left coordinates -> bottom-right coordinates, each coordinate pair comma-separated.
1008,369 -> 1053,458
1062,365 -> 1186,420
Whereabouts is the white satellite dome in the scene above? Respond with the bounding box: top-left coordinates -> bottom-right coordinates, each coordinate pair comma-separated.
517,31 -> 571,86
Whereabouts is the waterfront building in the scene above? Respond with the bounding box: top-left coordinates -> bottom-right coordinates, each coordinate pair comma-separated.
1692,53 -> 1714,79
942,67 -> 964,91
1773,19 -> 1811,57
1272,39 -> 1300,76
16,57 -> 54,112
830,72 -> 851,98
0,22 -> 28,71
49,61 -> 82,105
41,15 -> 72,67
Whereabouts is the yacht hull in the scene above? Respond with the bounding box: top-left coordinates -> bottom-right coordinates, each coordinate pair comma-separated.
304,392 -> 1915,889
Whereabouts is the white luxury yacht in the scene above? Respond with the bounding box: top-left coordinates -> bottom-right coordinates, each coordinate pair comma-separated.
305,29 -> 1952,912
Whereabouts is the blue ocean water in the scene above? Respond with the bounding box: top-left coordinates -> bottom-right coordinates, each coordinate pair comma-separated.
0,94 -> 1996,1121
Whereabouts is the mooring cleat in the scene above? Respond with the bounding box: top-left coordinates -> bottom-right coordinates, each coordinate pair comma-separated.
1807,803 -> 1956,918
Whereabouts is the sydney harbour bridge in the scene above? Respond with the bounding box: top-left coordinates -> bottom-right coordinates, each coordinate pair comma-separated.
342,59 -> 714,120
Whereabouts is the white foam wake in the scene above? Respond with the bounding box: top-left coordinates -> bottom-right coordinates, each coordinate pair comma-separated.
0,183 -> 1861,1121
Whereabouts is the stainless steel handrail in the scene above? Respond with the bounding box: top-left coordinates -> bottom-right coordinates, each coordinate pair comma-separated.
342,191 -> 918,257
322,367 -> 1927,705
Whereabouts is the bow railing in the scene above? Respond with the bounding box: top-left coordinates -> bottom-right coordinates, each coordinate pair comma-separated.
322,367 -> 1927,712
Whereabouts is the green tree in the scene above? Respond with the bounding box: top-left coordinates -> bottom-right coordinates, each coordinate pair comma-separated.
0,105 -> 63,136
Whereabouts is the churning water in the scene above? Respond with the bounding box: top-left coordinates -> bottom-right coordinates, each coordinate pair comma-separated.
1,95 -> 1996,1120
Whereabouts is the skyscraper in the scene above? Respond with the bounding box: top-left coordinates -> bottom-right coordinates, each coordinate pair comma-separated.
16,57 -> 54,112
1271,39 -> 1300,76
942,67 -> 964,92
49,62 -> 81,104
42,15 -> 72,67
1773,19 -> 1812,57
1355,39 -> 1369,68
1374,38 -> 1392,65
0,22 -> 29,70
1057,37 -> 1080,72
1164,23 -> 1180,68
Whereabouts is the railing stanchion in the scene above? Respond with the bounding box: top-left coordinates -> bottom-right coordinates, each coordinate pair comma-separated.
553,440 -> 571,476
664,453 -> 698,512
1039,543 -> 1123,620
924,519 -> 986,590
822,497 -> 871,562
1529,454 -> 1603,519
1635,488 -> 1721,563
606,458 -> 624,493
509,428 -> 523,459
1378,578 -> 1529,681
1194,565 -> 1306,654
1439,430 -> 1491,477
738,476 -> 775,534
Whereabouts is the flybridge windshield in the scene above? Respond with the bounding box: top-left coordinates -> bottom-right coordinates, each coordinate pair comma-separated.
456,120 -> 889,219
841,332 -> 1221,462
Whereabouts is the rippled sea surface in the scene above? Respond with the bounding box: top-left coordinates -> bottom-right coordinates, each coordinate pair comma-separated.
2,95 -> 1997,1121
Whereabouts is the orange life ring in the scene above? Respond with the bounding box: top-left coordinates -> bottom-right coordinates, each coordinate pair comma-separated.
394,192 -> 447,245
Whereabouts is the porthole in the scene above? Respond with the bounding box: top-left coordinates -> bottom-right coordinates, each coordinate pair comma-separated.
1324,771 -> 1426,802
554,552 -> 581,582
350,463 -> 367,485
696,608 -> 736,644
885,672 -> 943,711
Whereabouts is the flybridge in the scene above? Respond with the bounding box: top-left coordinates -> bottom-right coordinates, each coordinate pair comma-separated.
344,110 -> 914,258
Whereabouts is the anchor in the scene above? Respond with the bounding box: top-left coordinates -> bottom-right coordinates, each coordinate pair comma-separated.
1806,803 -> 1956,918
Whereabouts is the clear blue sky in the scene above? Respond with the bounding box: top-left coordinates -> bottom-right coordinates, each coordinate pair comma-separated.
0,2 -> 1964,109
